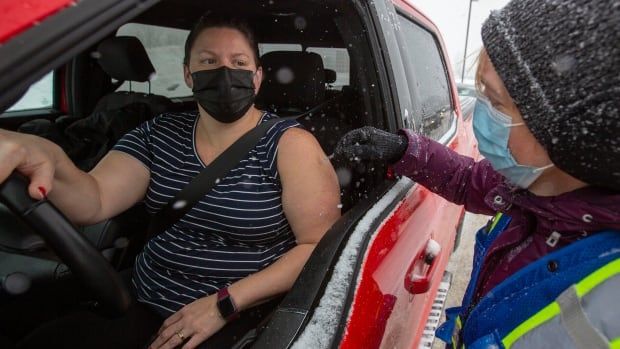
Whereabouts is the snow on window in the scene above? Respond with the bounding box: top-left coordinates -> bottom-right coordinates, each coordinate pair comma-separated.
291,177 -> 413,349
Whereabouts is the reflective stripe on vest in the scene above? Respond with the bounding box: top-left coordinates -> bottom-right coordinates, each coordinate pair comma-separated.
504,258 -> 620,349
611,337 -> 620,349
453,316 -> 462,349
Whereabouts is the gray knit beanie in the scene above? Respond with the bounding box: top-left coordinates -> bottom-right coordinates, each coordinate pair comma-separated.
481,0 -> 620,191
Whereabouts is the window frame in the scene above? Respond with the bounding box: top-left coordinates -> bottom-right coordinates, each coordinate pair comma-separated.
0,0 -> 160,117
0,70 -> 63,122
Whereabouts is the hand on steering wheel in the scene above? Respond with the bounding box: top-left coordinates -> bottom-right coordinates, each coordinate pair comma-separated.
0,130 -> 60,200
0,172 -> 132,314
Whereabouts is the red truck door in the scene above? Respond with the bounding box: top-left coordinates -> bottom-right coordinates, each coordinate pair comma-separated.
337,2 -> 477,348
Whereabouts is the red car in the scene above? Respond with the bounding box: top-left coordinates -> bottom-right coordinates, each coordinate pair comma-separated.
0,0 -> 478,348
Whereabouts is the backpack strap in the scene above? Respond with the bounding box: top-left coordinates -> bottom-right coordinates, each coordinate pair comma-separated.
436,212 -> 512,346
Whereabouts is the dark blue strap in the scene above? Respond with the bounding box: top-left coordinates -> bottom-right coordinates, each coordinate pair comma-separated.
460,213 -> 512,317
468,331 -> 503,349
436,213 -> 512,347
436,307 -> 462,345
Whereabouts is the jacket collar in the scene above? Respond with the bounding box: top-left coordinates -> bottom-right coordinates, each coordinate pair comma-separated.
487,183 -> 620,234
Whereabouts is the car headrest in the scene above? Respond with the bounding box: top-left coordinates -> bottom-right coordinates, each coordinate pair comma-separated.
324,69 -> 337,84
97,36 -> 155,82
256,51 -> 325,112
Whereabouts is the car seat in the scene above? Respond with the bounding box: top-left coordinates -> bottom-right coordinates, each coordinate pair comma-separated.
256,50 -> 352,156
255,51 -> 359,210
18,36 -> 172,171
256,51 -> 326,115
93,36 -> 172,116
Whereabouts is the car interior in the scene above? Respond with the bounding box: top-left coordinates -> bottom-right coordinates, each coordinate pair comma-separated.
0,0 -> 394,346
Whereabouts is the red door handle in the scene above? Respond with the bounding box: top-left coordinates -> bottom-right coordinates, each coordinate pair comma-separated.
404,239 -> 442,294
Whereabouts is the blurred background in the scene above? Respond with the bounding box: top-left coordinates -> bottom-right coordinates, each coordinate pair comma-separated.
413,0 -> 510,83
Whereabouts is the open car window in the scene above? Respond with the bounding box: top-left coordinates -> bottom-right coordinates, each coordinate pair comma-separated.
5,72 -> 54,113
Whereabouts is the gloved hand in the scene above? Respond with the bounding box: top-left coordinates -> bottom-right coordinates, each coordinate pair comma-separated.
334,126 -> 408,163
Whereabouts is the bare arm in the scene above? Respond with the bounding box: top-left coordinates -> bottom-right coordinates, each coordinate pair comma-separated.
51,150 -> 150,224
227,127 -> 341,308
0,130 -> 149,225
394,129 -> 502,215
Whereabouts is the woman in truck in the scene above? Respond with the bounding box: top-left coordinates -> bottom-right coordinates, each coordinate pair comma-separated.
0,15 -> 340,349
335,0 -> 620,347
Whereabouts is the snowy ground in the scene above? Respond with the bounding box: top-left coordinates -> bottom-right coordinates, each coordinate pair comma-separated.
432,212 -> 489,349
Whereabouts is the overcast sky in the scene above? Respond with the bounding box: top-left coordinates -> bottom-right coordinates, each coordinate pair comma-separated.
410,0 -> 510,82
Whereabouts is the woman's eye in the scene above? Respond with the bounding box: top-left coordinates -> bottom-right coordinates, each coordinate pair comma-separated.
235,60 -> 248,67
202,58 -> 216,64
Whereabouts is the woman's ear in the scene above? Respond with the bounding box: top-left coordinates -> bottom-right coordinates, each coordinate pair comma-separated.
183,64 -> 193,89
254,66 -> 263,94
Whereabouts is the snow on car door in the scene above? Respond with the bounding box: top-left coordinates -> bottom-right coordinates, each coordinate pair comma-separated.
337,3 -> 470,348
334,175 -> 461,349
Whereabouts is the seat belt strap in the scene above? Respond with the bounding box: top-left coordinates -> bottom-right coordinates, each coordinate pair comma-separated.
146,117 -> 287,238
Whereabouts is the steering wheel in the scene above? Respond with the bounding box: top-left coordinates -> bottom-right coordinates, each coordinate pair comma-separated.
0,172 -> 132,314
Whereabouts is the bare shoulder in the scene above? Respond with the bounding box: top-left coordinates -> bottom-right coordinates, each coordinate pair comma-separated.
276,127 -> 336,187
277,127 -> 340,241
277,127 -> 324,157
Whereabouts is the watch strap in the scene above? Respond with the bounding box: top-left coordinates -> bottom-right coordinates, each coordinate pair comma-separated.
216,287 -> 239,321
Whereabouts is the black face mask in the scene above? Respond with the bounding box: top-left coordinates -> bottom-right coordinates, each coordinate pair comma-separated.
191,67 -> 256,123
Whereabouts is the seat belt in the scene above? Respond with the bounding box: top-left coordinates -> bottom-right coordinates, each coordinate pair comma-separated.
146,117 -> 287,238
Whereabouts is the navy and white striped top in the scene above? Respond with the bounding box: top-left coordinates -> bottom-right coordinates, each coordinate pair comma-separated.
112,111 -> 300,316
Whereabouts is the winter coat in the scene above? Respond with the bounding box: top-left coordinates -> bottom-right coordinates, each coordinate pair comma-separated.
393,129 -> 620,301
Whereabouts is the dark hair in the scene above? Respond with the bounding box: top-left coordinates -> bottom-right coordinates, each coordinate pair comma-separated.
183,15 -> 260,67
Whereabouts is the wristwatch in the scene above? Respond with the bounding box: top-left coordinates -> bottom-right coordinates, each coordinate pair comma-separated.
216,287 -> 239,321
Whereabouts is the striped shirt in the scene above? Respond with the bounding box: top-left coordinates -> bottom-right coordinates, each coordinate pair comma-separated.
112,111 -> 300,316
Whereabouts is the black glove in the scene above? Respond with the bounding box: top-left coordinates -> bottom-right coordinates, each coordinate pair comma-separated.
334,126 -> 408,163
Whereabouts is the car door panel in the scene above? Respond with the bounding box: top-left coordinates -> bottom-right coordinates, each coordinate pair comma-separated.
337,176 -> 463,349
378,116 -> 476,349
337,1 -> 478,345
253,180 -> 406,349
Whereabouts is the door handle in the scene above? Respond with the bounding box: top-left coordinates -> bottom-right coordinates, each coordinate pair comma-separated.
404,239 -> 442,294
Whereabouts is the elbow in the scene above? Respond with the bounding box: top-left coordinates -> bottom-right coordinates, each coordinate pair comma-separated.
71,208 -> 102,226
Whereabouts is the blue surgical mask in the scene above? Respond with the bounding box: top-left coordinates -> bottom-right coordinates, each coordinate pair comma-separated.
473,96 -> 553,188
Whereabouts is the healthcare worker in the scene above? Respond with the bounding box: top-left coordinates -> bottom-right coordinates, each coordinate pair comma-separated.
335,0 -> 620,347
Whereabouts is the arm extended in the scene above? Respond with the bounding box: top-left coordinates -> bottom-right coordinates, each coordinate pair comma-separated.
393,129 -> 501,215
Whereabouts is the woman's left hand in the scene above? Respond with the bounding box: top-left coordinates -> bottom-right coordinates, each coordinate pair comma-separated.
149,294 -> 226,349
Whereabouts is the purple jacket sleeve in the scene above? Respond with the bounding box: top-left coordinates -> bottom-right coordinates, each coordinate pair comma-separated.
392,129 -> 502,215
